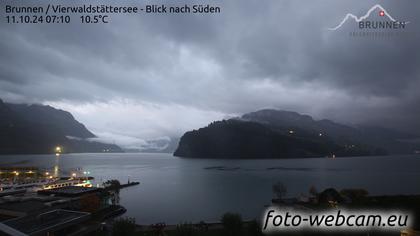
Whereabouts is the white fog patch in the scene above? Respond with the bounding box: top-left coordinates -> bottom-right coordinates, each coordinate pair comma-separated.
46,99 -> 231,148
87,132 -> 148,149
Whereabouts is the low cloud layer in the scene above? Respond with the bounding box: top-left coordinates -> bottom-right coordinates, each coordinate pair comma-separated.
1,0 -> 419,147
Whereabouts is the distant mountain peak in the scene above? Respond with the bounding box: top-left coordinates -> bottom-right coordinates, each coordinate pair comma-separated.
0,98 -> 122,154
6,101 -> 95,139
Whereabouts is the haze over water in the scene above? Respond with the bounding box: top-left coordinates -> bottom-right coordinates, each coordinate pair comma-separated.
1,153 -> 419,224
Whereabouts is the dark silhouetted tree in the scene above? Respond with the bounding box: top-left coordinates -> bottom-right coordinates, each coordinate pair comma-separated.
272,182 -> 287,200
104,179 -> 121,205
221,212 -> 243,236
247,219 -> 263,236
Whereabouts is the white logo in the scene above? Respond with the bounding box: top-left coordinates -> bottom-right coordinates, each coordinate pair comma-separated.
328,4 -> 406,31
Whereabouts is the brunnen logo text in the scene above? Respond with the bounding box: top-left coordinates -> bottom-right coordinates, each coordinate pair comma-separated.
328,4 -> 411,38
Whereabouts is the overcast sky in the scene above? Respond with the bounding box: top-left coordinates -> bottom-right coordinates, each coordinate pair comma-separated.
1,0 -> 419,148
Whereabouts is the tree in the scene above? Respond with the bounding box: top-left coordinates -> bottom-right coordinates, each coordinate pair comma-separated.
247,219 -> 263,236
272,182 -> 287,200
104,179 -> 121,205
104,179 -> 121,190
221,212 -> 243,236
318,188 -> 343,204
112,217 -> 136,236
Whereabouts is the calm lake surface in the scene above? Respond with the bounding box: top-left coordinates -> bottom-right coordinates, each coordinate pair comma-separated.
1,153 -> 420,224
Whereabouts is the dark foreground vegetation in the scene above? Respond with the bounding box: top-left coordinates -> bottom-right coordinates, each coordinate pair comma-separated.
89,186 -> 420,236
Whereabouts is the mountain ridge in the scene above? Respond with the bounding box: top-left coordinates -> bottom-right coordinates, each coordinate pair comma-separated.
174,109 -> 419,158
0,99 -> 122,154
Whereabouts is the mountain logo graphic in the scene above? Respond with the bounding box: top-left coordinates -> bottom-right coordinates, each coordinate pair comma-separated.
328,4 -> 408,31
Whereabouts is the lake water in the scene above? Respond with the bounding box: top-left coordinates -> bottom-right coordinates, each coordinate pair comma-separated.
1,153 -> 420,224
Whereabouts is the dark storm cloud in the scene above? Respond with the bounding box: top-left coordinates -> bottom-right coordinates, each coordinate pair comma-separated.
0,0 -> 419,137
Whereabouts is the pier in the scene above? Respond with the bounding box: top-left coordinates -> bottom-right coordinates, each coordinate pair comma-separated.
119,181 -> 140,189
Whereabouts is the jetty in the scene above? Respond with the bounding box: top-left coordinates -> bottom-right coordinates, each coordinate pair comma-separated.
119,181 -> 140,189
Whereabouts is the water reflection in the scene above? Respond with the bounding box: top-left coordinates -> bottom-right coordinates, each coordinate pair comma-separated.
54,154 -> 60,177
